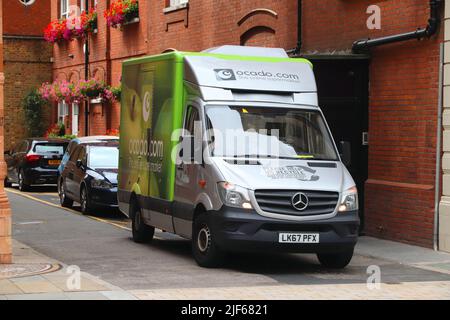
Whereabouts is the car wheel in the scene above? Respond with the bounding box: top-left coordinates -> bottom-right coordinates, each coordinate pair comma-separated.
18,170 -> 30,192
80,185 -> 91,214
4,177 -> 12,188
317,248 -> 354,269
58,178 -> 73,208
192,213 -> 224,268
131,200 -> 154,243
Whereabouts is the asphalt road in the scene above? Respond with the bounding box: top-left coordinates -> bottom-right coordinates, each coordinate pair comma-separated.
7,187 -> 450,291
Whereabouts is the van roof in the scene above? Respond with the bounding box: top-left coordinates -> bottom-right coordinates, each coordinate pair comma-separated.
123,51 -> 312,67
123,51 -> 316,94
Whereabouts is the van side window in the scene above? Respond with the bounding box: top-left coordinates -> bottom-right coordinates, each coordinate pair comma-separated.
184,106 -> 199,135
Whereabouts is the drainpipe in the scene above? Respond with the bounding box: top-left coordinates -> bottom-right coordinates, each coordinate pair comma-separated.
434,43 -> 444,251
287,0 -> 302,56
84,0 -> 90,136
353,0 -> 442,53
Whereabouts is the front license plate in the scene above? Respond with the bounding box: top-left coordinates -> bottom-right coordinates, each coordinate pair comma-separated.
278,233 -> 320,244
48,160 -> 61,165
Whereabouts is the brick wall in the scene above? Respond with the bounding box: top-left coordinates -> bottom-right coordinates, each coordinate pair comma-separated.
302,0 -> 442,248
3,0 -> 50,36
3,38 -> 53,150
2,0 -> 52,150
51,0 -> 299,135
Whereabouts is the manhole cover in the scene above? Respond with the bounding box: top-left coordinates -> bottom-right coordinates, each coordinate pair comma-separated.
0,263 -> 62,280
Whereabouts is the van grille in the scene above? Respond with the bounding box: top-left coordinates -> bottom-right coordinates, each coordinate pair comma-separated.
254,190 -> 339,216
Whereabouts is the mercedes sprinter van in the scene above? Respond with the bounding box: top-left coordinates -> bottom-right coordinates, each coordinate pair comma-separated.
118,46 -> 359,268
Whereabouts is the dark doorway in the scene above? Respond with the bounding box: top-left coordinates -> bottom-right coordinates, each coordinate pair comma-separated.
307,57 -> 369,232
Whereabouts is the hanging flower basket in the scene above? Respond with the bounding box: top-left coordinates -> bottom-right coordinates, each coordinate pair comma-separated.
40,79 -> 119,104
104,0 -> 139,29
43,8 -> 98,43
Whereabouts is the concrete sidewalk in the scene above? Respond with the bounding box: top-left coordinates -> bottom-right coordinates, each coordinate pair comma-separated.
356,236 -> 450,275
0,240 -> 136,300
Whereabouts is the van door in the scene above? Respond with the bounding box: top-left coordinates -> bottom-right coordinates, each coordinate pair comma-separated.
173,104 -> 203,238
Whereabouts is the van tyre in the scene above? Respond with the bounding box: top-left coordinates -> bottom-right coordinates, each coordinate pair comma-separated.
131,202 -> 154,243
317,248 -> 354,269
192,214 -> 224,268
58,178 -> 73,208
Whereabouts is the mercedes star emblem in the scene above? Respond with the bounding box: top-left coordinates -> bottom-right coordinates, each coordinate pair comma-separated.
291,192 -> 309,211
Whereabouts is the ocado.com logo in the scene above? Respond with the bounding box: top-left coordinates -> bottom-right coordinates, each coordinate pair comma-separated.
143,91 -> 151,122
214,69 -> 236,81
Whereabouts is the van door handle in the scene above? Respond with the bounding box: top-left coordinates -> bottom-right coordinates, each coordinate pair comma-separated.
177,163 -> 184,171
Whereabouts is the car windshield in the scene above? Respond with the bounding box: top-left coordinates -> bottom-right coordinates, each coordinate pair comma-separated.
33,143 -> 66,155
205,105 -> 338,160
88,146 -> 119,169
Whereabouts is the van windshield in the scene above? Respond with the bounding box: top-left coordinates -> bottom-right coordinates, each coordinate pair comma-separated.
205,106 -> 338,161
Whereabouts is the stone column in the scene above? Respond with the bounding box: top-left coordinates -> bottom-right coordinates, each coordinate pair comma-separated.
0,0 -> 12,264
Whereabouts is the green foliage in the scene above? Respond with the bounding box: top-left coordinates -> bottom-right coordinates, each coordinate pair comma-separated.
22,90 -> 47,137
111,85 -> 122,102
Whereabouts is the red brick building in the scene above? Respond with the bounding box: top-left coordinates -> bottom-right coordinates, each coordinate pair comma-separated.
49,0 -> 298,137
300,0 -> 444,249
2,0 -> 53,150
49,0 -> 447,249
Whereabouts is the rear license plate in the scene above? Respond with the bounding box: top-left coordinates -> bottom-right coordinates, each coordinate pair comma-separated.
48,160 -> 61,165
278,233 -> 320,244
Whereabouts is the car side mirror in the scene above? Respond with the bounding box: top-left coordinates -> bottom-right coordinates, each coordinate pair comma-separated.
76,159 -> 84,169
339,141 -> 351,167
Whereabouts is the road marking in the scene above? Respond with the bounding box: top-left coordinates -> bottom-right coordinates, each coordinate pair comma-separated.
6,188 -> 132,232
15,221 -> 44,225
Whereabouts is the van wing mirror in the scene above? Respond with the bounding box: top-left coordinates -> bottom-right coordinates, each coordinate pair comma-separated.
339,141 -> 351,167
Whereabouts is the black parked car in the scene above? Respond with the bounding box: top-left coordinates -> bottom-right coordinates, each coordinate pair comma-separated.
5,138 -> 69,191
58,141 -> 119,214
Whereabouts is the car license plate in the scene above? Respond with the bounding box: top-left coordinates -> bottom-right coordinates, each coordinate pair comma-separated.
48,160 -> 61,165
278,233 -> 320,243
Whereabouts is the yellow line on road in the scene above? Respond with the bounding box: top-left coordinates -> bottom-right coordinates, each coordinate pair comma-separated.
6,188 -> 132,232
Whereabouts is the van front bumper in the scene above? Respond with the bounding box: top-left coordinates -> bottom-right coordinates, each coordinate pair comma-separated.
207,207 -> 359,254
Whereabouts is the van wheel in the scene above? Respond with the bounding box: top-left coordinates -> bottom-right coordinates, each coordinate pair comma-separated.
131,201 -> 154,243
192,214 -> 224,268
58,178 -> 73,208
317,248 -> 354,269
18,170 -> 30,192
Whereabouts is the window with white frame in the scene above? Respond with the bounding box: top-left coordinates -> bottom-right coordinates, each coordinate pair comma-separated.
60,0 -> 70,19
169,0 -> 189,7
58,101 -> 69,123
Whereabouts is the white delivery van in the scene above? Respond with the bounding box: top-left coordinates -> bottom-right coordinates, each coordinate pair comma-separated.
118,46 -> 359,268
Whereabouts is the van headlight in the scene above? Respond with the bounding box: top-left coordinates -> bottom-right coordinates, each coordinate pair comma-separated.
338,186 -> 358,212
217,182 -> 253,209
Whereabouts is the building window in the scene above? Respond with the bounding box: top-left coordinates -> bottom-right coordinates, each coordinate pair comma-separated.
168,0 -> 188,8
58,101 -> 69,123
60,0 -> 70,19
